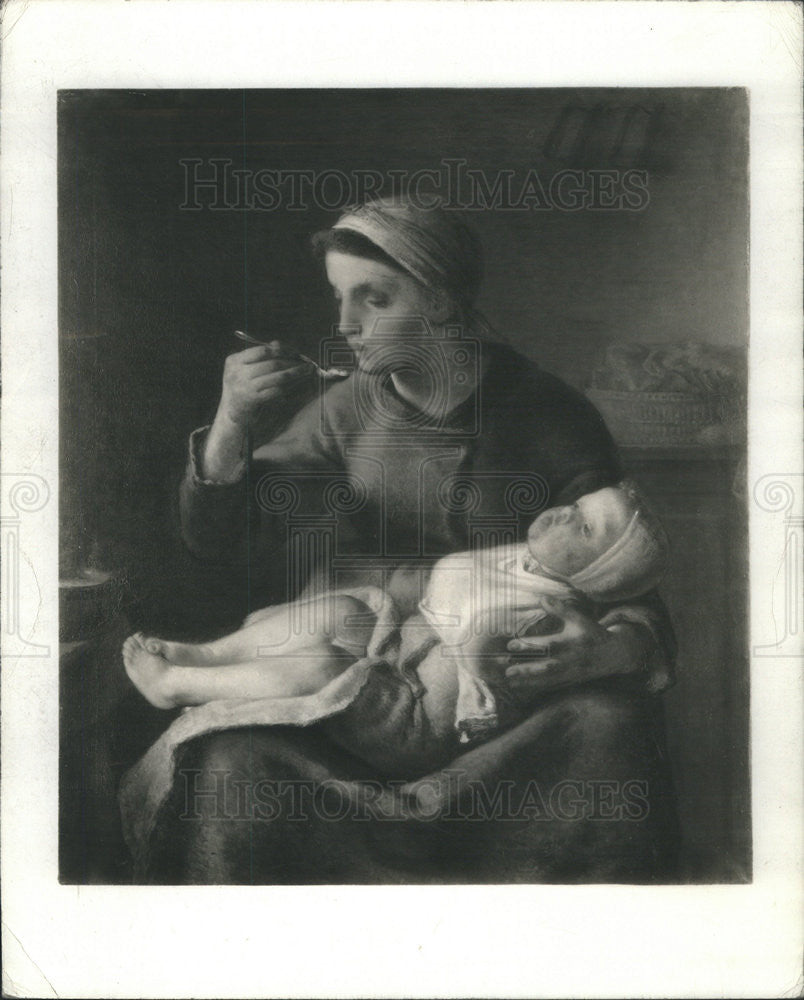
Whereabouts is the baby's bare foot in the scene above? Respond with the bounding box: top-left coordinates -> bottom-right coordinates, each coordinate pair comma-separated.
140,636 -> 184,663
141,635 -> 217,666
141,635 -> 168,656
123,633 -> 179,709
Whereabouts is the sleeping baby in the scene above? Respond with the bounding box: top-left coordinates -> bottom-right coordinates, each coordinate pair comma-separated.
123,479 -> 668,752
418,478 -> 669,742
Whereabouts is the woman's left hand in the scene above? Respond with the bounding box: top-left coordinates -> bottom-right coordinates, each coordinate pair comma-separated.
504,597 -> 649,693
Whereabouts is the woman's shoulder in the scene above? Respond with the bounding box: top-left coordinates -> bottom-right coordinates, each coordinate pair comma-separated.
481,340 -> 618,472
482,340 -> 601,417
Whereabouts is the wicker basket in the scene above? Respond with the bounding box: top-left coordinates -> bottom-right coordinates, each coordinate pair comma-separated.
586,388 -> 729,447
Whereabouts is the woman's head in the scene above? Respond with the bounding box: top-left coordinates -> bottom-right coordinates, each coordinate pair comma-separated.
312,199 -> 484,372
525,480 -> 668,603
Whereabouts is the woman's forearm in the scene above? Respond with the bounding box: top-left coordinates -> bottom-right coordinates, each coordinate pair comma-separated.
201,408 -> 248,483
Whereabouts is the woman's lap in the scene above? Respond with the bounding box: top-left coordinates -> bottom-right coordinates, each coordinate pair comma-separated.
148,683 -> 680,884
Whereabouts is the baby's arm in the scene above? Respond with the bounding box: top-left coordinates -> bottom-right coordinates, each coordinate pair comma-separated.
448,609 -> 536,743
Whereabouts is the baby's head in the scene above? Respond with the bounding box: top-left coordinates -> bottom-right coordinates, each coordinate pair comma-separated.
525,480 -> 668,602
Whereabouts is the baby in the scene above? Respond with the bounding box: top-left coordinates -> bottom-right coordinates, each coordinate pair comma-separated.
419,479 -> 668,741
124,480 -> 667,749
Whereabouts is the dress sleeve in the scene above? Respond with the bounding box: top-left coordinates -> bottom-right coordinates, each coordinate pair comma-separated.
178,391 -> 344,563
596,590 -> 677,694
178,425 -> 251,561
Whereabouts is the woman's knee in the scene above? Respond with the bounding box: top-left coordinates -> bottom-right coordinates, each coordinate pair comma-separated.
570,689 -> 638,729
183,729 -> 256,780
183,726 -> 335,781
541,688 -> 650,764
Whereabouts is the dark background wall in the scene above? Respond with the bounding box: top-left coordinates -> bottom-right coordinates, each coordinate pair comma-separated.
61,88 -> 748,374
59,90 -> 749,880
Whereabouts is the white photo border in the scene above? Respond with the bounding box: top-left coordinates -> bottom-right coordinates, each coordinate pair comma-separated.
2,2 -> 802,998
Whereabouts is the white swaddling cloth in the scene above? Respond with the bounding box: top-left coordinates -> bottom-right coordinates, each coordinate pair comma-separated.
419,544 -> 576,742
420,543 -> 575,646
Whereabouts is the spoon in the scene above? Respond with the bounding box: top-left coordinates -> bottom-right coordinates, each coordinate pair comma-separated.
234,329 -> 350,380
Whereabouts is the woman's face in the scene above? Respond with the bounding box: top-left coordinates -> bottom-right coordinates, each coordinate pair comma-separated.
325,251 -> 446,373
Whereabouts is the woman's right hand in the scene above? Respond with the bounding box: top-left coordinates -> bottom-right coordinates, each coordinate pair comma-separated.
218,341 -> 312,427
201,341 -> 313,483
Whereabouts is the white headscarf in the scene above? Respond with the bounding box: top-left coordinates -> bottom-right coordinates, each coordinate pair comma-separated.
330,198 -> 483,304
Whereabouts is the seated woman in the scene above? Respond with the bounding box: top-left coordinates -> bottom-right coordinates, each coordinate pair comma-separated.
122,197 -> 680,883
123,481 -> 668,779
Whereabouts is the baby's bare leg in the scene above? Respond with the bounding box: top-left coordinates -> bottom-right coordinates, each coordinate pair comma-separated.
125,595 -> 377,709
142,594 -> 376,666
139,604 -> 294,666
166,642 -> 356,706
142,605 -> 291,667
242,593 -> 377,658
124,632 -> 356,709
